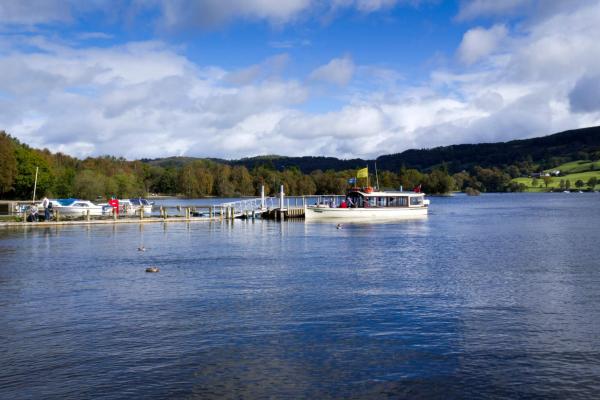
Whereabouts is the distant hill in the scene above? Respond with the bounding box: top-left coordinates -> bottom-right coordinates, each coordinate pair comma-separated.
376,126 -> 600,173
141,156 -> 227,168
141,126 -> 600,173
230,155 -> 367,173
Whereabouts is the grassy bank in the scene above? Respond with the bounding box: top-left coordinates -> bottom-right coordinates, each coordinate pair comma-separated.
512,160 -> 600,192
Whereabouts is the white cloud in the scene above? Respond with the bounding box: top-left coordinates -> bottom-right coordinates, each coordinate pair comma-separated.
569,74 -> 600,113
457,24 -> 507,65
158,0 -> 313,29
2,1 -> 600,160
455,0 -> 595,22
77,32 -> 114,41
0,0 -> 432,31
331,0 -> 429,13
456,0 -> 531,21
0,0 -> 72,25
309,56 -> 355,86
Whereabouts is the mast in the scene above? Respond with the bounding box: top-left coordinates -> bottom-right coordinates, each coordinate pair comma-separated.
32,166 -> 39,202
375,161 -> 380,190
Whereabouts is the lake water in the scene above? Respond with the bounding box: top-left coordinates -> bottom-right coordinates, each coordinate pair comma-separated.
1,193 -> 599,399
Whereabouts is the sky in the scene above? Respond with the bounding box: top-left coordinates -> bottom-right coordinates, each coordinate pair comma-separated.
1,0 -> 600,160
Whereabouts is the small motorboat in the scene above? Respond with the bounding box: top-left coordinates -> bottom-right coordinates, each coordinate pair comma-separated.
53,199 -> 104,217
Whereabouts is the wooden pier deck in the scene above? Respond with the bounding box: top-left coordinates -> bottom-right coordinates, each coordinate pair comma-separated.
0,189 -> 346,228
0,216 -> 219,228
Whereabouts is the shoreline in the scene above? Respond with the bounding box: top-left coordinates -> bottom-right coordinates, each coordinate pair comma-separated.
0,216 -> 219,229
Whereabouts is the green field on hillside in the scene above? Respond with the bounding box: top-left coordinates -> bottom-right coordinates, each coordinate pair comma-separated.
513,160 -> 600,191
512,166 -> 600,191
544,160 -> 600,174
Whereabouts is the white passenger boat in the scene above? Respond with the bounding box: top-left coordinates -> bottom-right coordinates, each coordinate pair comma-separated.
53,199 -> 104,217
304,187 -> 429,221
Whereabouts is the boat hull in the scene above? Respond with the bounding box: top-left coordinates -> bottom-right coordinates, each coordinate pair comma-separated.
304,206 -> 428,221
54,206 -> 104,217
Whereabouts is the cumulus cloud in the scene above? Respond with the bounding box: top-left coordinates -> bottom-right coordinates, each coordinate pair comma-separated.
309,56 -> 355,86
569,74 -> 600,113
330,0 -> 430,13
0,0 -> 434,31
455,0 -> 531,21
158,0 -> 313,29
456,0 -> 596,22
2,1 -> 600,160
0,0 -> 72,25
224,54 -> 290,85
457,24 -> 507,65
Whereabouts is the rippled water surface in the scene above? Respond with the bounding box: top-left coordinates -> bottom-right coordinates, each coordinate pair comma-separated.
1,193 -> 600,399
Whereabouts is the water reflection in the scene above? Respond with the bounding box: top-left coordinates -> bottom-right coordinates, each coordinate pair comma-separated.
1,194 -> 599,398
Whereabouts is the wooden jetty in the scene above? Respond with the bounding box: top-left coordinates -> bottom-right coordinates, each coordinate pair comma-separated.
220,185 -> 344,221
0,186 -> 345,228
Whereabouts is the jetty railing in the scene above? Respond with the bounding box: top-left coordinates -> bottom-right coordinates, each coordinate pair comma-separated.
2,185 -> 348,226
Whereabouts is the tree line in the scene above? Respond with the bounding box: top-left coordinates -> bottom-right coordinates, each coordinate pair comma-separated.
0,130 -> 577,200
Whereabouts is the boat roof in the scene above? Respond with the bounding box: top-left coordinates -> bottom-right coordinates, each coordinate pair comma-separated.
348,190 -> 425,197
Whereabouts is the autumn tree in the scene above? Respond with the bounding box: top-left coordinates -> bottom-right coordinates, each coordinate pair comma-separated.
0,131 -> 17,195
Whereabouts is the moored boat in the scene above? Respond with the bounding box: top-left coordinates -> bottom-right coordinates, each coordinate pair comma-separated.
304,187 -> 428,221
98,198 -> 154,215
53,199 -> 104,217
117,198 -> 153,215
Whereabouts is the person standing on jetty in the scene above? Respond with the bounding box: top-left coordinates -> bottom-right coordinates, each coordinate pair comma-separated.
41,197 -> 50,221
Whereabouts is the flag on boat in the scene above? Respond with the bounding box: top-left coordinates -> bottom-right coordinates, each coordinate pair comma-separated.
357,167 -> 368,179
347,177 -> 356,184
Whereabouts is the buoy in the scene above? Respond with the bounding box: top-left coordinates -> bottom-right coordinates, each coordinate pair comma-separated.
336,224 -> 343,229
145,267 -> 159,273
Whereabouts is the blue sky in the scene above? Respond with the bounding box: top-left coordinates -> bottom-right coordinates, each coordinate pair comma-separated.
1,0 -> 600,159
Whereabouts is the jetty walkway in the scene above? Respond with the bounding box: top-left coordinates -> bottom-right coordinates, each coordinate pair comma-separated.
0,187 -> 344,228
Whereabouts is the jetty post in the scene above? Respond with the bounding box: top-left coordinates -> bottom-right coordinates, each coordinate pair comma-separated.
278,185 -> 285,221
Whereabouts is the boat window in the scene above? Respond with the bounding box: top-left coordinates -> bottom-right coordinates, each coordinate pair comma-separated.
377,197 -> 386,207
410,196 -> 423,206
390,197 -> 408,207
347,193 -> 363,208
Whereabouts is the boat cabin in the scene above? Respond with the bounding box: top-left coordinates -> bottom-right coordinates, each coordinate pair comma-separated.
345,188 -> 426,208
